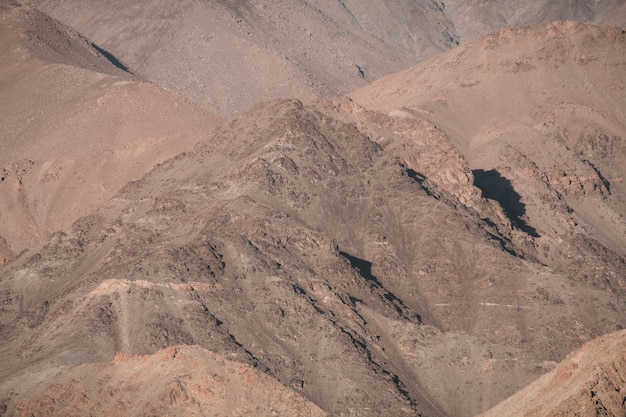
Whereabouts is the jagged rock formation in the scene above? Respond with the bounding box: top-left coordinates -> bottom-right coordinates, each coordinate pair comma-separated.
2,345 -> 329,417
350,21 -> 626,283
1,2 -> 625,417
1,96 -> 624,416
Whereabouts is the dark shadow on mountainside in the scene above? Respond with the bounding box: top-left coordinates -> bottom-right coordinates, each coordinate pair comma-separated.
473,169 -> 540,237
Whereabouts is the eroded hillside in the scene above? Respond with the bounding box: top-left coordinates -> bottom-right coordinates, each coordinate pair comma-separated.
1,2 -> 625,417
0,2 -> 220,256
1,97 -> 624,416
25,0 -> 626,116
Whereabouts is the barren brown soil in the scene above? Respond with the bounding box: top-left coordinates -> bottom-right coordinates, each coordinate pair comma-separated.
1,1 -> 625,417
26,0 -> 457,116
479,329 -> 626,417
0,2 -> 220,256
1,94 -> 624,416
24,0 -> 625,117
3,346 -> 328,417
351,21 -> 626,266
441,0 -> 626,42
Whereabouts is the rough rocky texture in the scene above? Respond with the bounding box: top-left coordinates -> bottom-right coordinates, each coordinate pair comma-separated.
1,97 -> 624,416
1,345 -> 329,417
350,21 -> 626,286
1,2 -> 625,417
479,329 -> 626,417
26,0 -> 457,116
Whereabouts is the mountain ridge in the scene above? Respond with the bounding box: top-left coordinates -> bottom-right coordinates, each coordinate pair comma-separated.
1,94 -> 624,416
0,2 -> 221,256
479,328 -> 626,417
26,0 -> 626,116
1,2 -> 625,416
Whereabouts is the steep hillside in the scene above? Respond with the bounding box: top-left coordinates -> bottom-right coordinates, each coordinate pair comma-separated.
351,21 -> 626,272
2,4 -> 626,417
27,0 -> 458,116
1,97 -> 624,416
25,0 -> 625,117
0,2 -> 220,257
441,0 -> 626,42
349,23 -> 626,411
2,346 -> 328,417
480,329 -> 626,417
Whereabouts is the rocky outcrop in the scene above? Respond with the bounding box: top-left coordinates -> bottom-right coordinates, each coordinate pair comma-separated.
3,346 -> 329,417
2,98 -> 624,417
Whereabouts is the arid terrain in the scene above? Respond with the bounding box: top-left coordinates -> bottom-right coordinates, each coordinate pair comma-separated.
24,0 -> 626,116
1,1 -> 625,416
0,2 -> 220,257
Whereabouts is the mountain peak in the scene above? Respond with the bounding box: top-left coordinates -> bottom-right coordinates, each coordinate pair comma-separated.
0,2 -> 130,76
1,3 -> 625,417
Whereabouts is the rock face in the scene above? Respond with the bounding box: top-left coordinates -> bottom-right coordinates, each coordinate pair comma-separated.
26,0 -> 457,116
350,21 -> 626,283
1,96 -> 624,416
479,329 -> 626,417
3,345 -> 329,417
1,2 -> 625,417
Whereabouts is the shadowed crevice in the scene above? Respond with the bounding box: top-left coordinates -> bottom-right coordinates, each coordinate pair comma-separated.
473,169 -> 539,237
339,251 -> 421,322
403,166 -> 439,199
339,251 -> 378,286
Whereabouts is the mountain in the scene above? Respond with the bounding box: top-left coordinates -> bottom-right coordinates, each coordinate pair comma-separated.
347,21 -> 626,414
350,21 -> 626,271
479,328 -> 626,417
441,0 -> 626,42
0,2 -> 220,258
4,346 -> 328,417
1,2 -> 626,417
1,90 -> 624,415
26,0 -> 457,116
25,0 -> 625,117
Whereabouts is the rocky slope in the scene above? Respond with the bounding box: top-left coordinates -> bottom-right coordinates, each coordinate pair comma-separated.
1,2 -> 625,417
350,21 -> 626,278
25,0 -> 625,117
1,96 -> 624,416
26,0 -> 457,116
3,345 -> 328,417
0,2 -> 220,257
479,328 -> 626,417
441,0 -> 626,42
